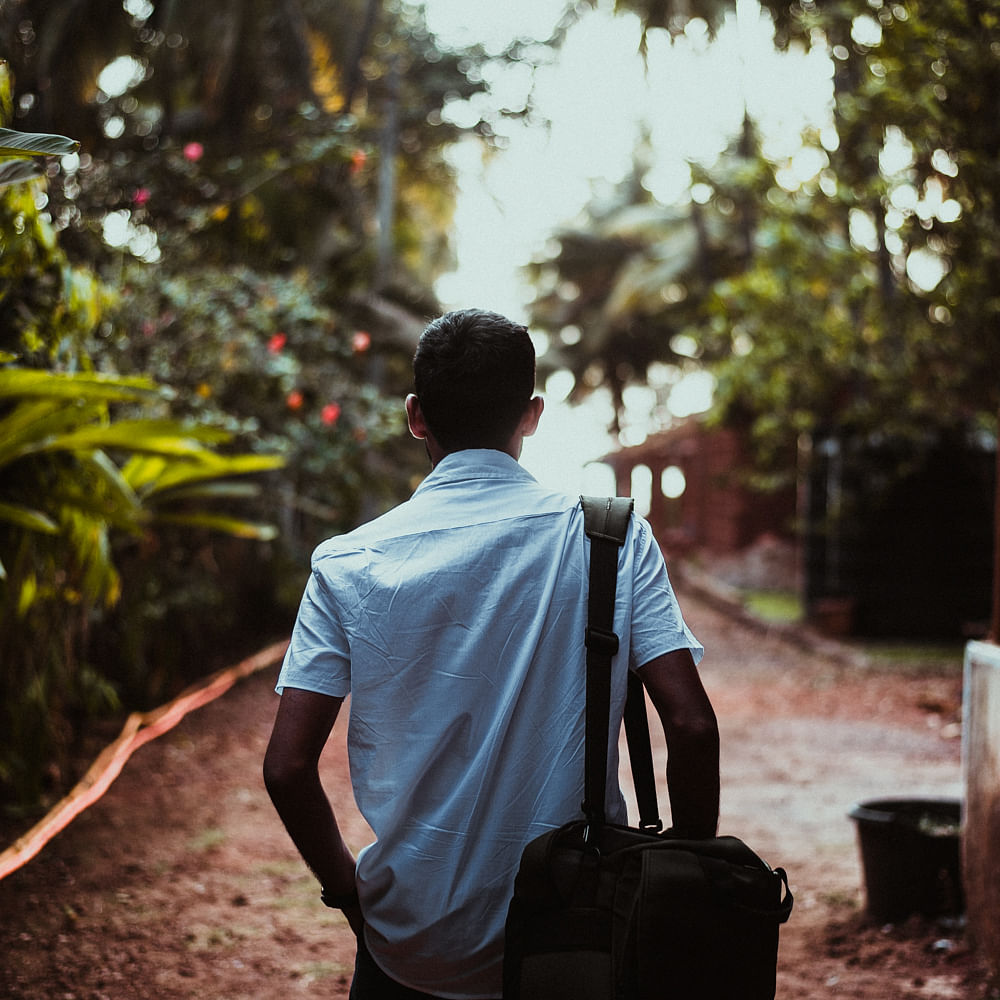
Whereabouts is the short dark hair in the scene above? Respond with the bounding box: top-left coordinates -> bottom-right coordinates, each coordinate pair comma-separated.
413,309 -> 536,452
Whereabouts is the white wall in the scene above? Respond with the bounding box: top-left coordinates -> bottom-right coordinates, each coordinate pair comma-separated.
963,640 -> 1000,977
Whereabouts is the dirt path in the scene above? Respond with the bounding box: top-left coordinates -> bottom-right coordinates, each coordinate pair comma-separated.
1,585 -> 994,999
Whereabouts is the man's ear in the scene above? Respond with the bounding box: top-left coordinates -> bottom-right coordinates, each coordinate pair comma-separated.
405,394 -> 428,440
406,394 -> 448,465
519,396 -> 545,438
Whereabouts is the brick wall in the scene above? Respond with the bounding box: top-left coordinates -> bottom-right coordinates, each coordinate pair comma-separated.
603,421 -> 796,556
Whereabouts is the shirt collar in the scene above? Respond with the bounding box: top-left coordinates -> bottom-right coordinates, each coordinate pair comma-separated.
412,449 -> 537,495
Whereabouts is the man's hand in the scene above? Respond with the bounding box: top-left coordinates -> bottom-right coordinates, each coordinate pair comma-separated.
636,649 -> 720,839
321,886 -> 364,937
263,687 -> 360,928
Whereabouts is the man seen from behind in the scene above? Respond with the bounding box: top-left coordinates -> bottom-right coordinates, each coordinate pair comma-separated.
263,308 -> 720,1000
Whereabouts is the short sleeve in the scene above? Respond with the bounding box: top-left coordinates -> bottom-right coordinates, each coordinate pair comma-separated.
627,518 -> 704,670
275,568 -> 352,697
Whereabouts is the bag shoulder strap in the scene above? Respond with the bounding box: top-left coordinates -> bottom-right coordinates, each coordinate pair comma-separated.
624,672 -> 662,831
581,496 -> 629,827
580,496 -> 662,833
581,495 -> 634,545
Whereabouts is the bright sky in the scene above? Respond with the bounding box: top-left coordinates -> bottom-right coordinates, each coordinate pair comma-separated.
421,0 -> 834,496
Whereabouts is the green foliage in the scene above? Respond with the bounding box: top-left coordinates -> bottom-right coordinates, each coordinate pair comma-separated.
0,126 -> 79,159
0,123 -> 79,190
532,2 -> 1000,482
747,0 -> 1000,428
0,360 -> 287,804
105,264 -> 406,536
0,64 -> 292,810
0,158 -> 43,187
529,129 -> 770,428
5,0 -> 489,293
2,0 -> 484,520
0,363 -> 288,808
0,177 -> 110,366
606,0 -> 734,44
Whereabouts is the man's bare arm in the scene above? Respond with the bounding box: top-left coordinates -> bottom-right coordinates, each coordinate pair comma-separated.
263,687 -> 361,930
636,648 -> 720,839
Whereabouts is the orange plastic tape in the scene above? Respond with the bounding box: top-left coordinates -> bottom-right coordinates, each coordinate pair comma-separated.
0,639 -> 288,882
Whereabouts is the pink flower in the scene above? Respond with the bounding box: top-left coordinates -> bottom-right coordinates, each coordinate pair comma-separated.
268,332 -> 287,354
321,402 -> 341,426
183,142 -> 204,162
352,330 -> 371,353
286,390 -> 304,411
133,187 -> 151,206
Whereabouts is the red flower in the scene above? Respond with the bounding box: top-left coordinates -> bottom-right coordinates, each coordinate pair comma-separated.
183,142 -> 204,162
268,332 -> 287,354
352,330 -> 371,353
286,390 -> 304,411
321,402 -> 341,426
350,149 -> 367,175
133,187 -> 151,206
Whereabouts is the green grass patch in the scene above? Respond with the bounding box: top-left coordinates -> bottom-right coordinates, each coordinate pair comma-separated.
294,960 -> 353,983
253,859 -> 303,877
184,922 -> 258,951
742,590 -> 803,625
187,826 -> 226,852
855,641 -> 965,676
817,889 -> 861,909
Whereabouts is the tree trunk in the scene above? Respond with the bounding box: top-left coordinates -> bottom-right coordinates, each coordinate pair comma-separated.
340,0 -> 381,115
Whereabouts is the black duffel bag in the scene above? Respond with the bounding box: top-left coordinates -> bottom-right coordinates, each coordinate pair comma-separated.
504,498 -> 793,999
504,817 -> 792,999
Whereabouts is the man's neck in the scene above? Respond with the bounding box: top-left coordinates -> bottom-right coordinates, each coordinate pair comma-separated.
427,440 -> 523,468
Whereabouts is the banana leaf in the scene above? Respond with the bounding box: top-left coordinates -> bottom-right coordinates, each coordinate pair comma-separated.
0,127 -> 80,158
0,159 -> 43,189
49,450 -> 144,532
144,481 -> 261,504
0,399 -> 107,466
128,453 -> 285,497
0,501 -> 59,534
33,420 -> 234,459
117,454 -> 168,493
61,507 -> 120,607
150,511 -> 279,540
0,368 -> 162,402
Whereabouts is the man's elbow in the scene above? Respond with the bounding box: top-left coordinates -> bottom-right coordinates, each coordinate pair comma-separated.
667,708 -> 719,753
263,746 -> 310,800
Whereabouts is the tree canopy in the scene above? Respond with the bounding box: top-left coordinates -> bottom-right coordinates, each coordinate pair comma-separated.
530,0 -> 1000,477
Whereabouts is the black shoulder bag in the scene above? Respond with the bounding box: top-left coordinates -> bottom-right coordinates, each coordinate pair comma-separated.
503,495 -> 793,1000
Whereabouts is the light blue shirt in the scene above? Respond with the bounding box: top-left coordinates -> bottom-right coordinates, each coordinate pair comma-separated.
277,450 -> 702,998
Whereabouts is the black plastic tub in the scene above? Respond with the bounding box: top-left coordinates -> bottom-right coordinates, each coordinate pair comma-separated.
848,797 -> 963,923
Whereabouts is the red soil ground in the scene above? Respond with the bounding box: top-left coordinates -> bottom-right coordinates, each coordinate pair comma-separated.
1,581 -> 996,999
